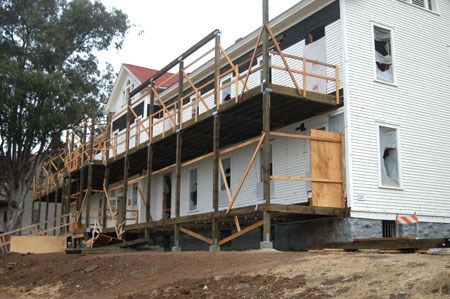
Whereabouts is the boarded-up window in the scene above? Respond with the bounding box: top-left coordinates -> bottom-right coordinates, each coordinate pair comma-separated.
379,126 -> 400,187
374,26 -> 394,83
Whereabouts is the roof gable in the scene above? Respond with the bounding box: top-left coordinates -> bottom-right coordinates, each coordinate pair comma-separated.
123,63 -> 178,87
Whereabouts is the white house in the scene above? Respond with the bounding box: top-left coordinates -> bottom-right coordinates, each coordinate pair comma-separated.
33,0 -> 450,250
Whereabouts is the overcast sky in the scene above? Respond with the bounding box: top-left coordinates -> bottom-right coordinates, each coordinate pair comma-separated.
98,0 -> 301,73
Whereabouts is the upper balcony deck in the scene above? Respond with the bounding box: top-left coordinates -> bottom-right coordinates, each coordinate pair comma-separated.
33,24 -> 342,203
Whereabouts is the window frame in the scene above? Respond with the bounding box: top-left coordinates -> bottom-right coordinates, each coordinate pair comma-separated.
377,123 -> 403,189
372,23 -> 397,86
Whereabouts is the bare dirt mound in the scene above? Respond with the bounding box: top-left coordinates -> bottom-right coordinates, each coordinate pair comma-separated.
1,250 -> 450,298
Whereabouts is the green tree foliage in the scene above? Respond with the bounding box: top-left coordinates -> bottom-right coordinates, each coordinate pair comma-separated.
0,0 -> 129,231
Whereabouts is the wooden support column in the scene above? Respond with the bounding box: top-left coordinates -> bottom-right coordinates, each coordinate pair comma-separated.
85,117 -> 95,230
121,90 -> 132,228
173,60 -> 184,252
44,182 -> 50,230
145,82 -> 155,238
102,112 -> 113,229
261,0 -> 273,249
60,178 -> 66,234
53,188 -> 58,236
38,196 -> 42,224
31,200 -> 36,225
210,31 -> 221,252
77,120 -> 88,228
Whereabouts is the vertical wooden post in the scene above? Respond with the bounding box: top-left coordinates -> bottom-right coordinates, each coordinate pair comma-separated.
121,90 -> 132,228
85,117 -> 95,230
38,197 -> 42,224
31,200 -> 36,225
53,188 -> 58,236
261,0 -> 273,249
77,120 -> 88,228
60,178 -> 66,233
210,32 -> 221,252
44,180 -> 50,230
173,60 -> 184,252
102,112 -> 113,229
145,82 -> 155,238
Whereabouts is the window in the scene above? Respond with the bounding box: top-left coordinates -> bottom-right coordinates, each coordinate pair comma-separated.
190,94 -> 199,118
132,183 -> 138,206
221,77 -> 232,102
382,220 -> 396,238
373,25 -> 394,83
379,125 -> 401,187
220,158 -> 231,191
122,80 -> 132,106
410,0 -> 434,11
189,169 -> 198,211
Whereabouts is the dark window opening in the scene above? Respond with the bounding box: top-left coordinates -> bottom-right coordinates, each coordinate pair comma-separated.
382,220 -> 396,238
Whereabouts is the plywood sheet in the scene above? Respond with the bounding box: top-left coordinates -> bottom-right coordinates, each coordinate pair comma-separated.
10,236 -> 66,254
310,129 -> 344,208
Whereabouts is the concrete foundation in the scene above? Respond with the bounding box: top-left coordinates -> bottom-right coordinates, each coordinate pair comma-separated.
209,245 -> 220,252
260,241 -> 273,249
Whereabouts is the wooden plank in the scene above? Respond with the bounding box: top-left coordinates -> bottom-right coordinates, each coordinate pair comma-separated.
218,220 -> 264,246
271,175 -> 343,184
180,227 -> 213,245
310,130 -> 344,208
263,203 -> 348,217
324,238 -> 450,250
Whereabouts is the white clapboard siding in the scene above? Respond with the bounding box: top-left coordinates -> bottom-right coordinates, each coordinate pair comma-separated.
344,0 -> 450,220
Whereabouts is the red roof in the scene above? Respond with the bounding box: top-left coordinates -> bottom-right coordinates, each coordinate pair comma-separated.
124,63 -> 178,88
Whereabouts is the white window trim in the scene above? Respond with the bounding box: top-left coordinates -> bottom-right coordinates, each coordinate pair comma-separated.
376,123 -> 403,190
371,22 -> 398,86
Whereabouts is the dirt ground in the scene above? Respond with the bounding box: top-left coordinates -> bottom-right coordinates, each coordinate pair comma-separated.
1,250 -> 450,299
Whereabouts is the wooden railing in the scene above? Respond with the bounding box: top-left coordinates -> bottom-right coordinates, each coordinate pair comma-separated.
33,24 -> 341,201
